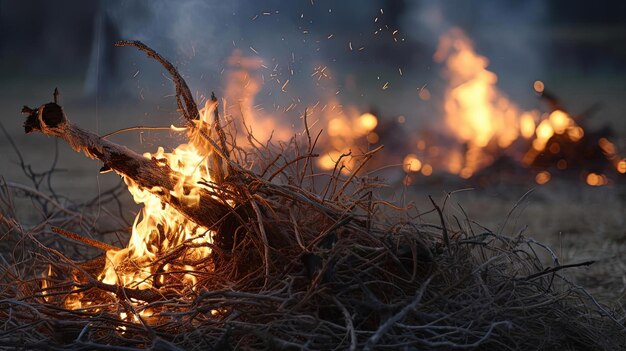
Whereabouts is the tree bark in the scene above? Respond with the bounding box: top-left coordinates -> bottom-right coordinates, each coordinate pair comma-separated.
22,102 -> 232,231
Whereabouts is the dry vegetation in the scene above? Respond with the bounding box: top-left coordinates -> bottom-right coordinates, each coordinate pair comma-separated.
0,42 -> 624,350
424,183 -> 626,308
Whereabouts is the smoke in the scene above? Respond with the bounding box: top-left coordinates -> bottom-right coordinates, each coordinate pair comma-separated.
86,0 -> 386,107
85,0 -> 241,98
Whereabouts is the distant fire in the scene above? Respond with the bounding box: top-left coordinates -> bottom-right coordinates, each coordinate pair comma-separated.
403,28 -> 624,186
521,109 -> 585,165
317,109 -> 379,171
223,50 -> 380,174
224,49 -> 293,143
433,28 -> 525,178
207,30 -> 623,186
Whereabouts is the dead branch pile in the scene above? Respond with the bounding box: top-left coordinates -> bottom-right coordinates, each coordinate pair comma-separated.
0,42 -> 624,350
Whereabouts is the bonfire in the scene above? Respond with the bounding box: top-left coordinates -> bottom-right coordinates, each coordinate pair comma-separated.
0,41 -> 624,350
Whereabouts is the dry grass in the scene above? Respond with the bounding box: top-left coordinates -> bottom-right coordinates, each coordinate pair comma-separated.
412,182 -> 626,307
0,134 -> 625,350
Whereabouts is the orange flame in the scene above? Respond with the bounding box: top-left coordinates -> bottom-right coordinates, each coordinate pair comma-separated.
41,265 -> 52,303
522,109 -> 584,166
586,172 -> 608,186
435,28 -> 527,177
98,101 -> 220,294
73,50 -> 381,311
434,28 -> 598,179
224,49 -> 293,143
316,104 -> 379,172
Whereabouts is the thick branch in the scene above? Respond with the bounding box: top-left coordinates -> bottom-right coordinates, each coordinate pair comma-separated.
22,102 -> 231,231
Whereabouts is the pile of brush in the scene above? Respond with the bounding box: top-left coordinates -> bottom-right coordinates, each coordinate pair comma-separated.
0,42 -> 623,350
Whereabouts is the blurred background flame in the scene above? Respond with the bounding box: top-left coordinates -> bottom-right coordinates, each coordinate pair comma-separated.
0,0 -> 624,192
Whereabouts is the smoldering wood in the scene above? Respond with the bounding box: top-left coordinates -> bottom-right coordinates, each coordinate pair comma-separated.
22,102 -> 233,233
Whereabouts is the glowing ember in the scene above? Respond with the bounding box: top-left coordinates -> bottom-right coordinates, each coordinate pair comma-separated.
532,119 -> 554,152
586,172 -> 608,187
418,87 -> 431,101
618,160 -> 626,174
520,112 -> 537,139
548,110 -> 570,134
403,154 -> 422,173
597,138 -> 626,173
366,132 -> 380,144
598,138 -> 616,155
535,171 -> 551,185
421,164 -> 433,176
358,112 -> 378,132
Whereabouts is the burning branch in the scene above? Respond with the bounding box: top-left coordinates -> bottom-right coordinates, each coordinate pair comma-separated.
116,40 -> 229,184
21,101 -> 232,232
51,226 -> 118,252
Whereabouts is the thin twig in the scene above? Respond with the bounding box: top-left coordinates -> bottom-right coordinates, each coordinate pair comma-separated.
332,296 -> 357,351
520,260 -> 595,281
4,181 -> 80,218
100,126 -> 186,139
428,195 -> 450,249
268,154 -> 318,182
333,145 -> 383,201
50,227 -> 119,252
364,275 -> 434,351
115,40 -> 199,122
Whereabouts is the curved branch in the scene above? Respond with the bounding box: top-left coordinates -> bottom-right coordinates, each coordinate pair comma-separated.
115,40 -> 200,123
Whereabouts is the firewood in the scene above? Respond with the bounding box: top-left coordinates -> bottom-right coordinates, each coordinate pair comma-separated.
21,101 -> 233,232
